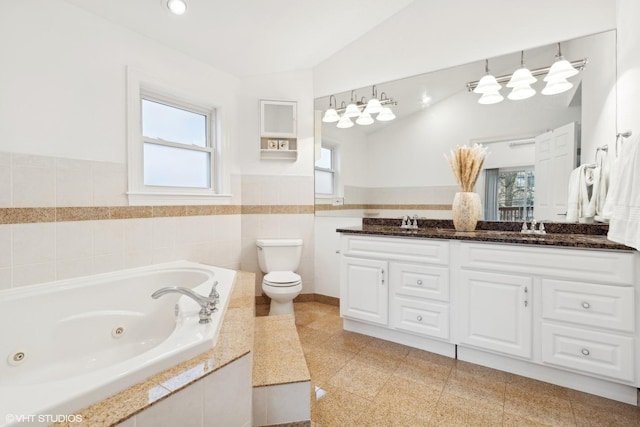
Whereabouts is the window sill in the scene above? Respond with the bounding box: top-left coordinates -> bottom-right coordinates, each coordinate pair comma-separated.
127,191 -> 232,206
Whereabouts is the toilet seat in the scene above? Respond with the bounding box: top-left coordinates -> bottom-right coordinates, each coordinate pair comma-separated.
263,271 -> 301,287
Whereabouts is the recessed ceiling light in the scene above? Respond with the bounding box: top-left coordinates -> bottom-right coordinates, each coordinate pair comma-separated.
167,0 -> 187,15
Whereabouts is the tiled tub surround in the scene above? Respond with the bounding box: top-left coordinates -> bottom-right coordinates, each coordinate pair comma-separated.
253,315 -> 311,426
0,261 -> 235,425
337,218 -> 632,250
53,270 -> 255,427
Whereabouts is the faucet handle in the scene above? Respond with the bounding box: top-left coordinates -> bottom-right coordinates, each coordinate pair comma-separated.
412,214 -> 419,229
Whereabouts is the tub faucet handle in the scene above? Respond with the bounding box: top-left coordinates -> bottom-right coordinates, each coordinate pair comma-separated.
208,281 -> 220,311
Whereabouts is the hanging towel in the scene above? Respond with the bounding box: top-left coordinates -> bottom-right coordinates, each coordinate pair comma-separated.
602,138 -> 623,219
594,148 -> 609,221
566,166 -> 583,222
607,136 -> 640,250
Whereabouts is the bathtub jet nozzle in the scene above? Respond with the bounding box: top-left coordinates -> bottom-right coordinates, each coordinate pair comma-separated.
152,286 -> 216,324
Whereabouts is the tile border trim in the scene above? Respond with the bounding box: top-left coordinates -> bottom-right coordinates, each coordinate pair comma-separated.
0,204 -> 315,224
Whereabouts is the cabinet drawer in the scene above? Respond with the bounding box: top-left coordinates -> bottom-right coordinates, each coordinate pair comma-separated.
542,279 -> 634,332
343,236 -> 449,264
541,323 -> 634,382
390,262 -> 449,302
460,243 -> 634,285
391,298 -> 450,340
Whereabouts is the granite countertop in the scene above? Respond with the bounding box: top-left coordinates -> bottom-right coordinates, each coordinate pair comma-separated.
55,271 -> 256,427
337,219 -> 633,251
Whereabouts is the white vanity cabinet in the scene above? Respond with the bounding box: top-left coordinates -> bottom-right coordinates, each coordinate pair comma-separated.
458,269 -> 532,358
339,235 -> 455,356
339,232 -> 640,404
340,256 -> 388,325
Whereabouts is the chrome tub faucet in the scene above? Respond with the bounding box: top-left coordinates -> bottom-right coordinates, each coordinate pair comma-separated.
151,286 -> 216,324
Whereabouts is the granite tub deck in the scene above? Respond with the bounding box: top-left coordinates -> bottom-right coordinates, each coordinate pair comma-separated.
337,218 -> 633,251
54,271 -> 256,427
252,315 -> 311,426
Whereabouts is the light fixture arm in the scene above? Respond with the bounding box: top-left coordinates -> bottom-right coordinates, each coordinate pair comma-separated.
328,95 -> 336,109
333,97 -> 397,114
467,58 -> 587,91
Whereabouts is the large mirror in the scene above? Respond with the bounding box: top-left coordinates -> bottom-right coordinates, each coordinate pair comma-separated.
314,30 -> 616,222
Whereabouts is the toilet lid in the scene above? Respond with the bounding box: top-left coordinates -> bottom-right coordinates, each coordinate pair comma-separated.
264,271 -> 301,286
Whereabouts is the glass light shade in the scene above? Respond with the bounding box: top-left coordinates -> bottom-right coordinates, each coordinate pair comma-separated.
322,108 -> 340,123
363,98 -> 383,114
507,85 -> 536,100
541,78 -> 573,95
376,107 -> 396,122
544,58 -> 579,82
478,91 -> 504,105
167,0 -> 187,15
355,112 -> 374,125
343,103 -> 361,118
507,67 -> 537,88
336,115 -> 354,128
473,74 -> 501,94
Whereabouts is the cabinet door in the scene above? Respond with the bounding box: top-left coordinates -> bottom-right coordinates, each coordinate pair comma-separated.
458,270 -> 532,358
340,256 -> 388,325
260,100 -> 296,137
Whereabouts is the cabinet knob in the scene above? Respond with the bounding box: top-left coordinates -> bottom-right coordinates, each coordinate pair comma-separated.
417,280 -> 423,286
417,315 -> 423,322
581,302 -> 590,309
581,348 -> 590,356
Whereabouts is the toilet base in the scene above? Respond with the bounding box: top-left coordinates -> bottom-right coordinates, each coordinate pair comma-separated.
268,299 -> 295,316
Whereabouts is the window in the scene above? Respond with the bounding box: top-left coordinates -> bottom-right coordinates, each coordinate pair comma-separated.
126,67 -> 229,205
141,96 -> 212,189
485,167 -> 535,221
315,146 -> 335,195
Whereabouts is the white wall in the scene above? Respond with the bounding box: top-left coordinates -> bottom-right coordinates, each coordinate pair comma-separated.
0,0 -> 241,167
616,0 -> 640,135
313,0 -> 616,97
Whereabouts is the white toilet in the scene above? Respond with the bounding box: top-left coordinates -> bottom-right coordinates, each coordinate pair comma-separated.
256,238 -> 303,316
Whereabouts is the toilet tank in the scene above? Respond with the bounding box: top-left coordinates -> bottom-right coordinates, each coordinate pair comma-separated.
256,239 -> 303,272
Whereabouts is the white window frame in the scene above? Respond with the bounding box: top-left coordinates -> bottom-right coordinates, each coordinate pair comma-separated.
315,144 -> 339,197
126,67 -> 231,205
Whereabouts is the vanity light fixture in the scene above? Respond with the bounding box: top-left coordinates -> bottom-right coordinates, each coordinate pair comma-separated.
166,0 -> 187,15
474,60 -> 503,104
323,85 -> 398,129
507,51 -> 537,100
343,91 -> 362,118
467,45 -> 587,103
321,95 -> 340,123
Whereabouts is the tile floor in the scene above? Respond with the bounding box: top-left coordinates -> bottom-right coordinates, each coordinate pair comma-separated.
256,301 -> 640,427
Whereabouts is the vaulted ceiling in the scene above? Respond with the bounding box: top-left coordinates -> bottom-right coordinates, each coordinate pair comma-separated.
62,0 -> 415,77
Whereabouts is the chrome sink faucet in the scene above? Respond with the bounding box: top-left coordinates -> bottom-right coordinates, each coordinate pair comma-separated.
151,286 -> 216,324
400,215 -> 419,229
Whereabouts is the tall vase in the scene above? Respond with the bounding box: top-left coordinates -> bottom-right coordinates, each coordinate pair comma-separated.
452,192 -> 481,231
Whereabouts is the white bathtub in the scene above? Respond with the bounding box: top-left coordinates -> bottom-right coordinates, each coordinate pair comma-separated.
0,261 -> 236,426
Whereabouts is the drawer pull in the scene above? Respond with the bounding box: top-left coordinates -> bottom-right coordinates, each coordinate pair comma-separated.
581,302 -> 590,309
581,348 -> 590,356
417,280 -> 423,286
417,315 -> 423,322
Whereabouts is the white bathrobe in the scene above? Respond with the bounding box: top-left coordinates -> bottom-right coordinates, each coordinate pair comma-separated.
607,136 -> 640,250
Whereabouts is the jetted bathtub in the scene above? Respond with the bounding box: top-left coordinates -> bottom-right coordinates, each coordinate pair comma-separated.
0,261 -> 236,426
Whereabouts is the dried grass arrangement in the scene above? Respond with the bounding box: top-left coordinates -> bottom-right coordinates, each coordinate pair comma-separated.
445,144 -> 488,192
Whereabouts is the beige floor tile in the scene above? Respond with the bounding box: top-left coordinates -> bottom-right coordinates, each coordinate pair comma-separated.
571,400 -> 640,427
311,383 -> 371,427
328,359 -> 393,400
303,347 -> 353,386
364,336 -> 411,361
394,353 -> 452,391
323,329 -> 372,356
433,392 -> 504,426
505,386 -> 576,426
298,302 -> 633,427
306,314 -> 344,334
445,368 -> 506,407
296,325 -> 333,351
